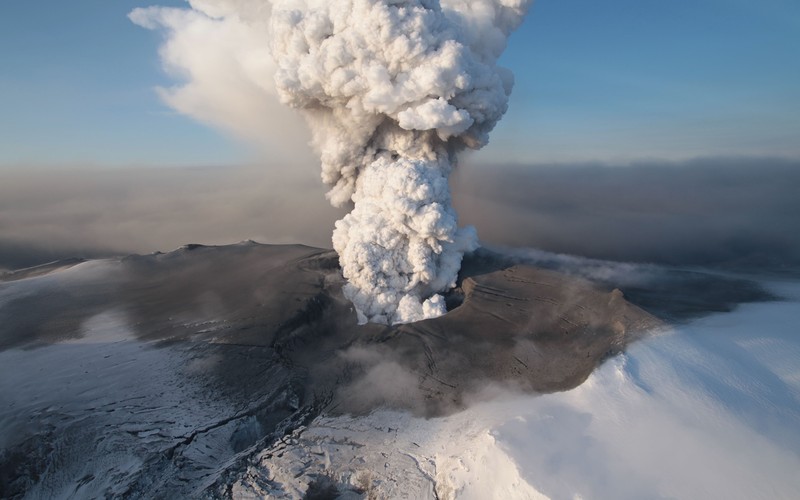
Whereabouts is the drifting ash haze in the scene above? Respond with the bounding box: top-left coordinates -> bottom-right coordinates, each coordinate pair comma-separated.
132,0 -> 531,324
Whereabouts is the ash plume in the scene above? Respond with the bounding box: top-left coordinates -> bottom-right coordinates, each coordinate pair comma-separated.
270,0 -> 530,324
132,0 -> 531,324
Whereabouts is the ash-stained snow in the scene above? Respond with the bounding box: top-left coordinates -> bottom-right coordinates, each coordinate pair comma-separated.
230,280 -> 800,499
1,243 -> 797,499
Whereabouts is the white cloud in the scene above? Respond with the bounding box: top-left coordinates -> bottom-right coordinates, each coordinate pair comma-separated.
129,3 -> 312,164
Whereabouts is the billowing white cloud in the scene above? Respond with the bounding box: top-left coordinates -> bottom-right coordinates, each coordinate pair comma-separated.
271,0 -> 530,324
129,1 -> 311,163
131,0 -> 531,324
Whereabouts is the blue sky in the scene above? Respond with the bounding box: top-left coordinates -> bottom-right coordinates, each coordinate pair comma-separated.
1,0 -> 799,166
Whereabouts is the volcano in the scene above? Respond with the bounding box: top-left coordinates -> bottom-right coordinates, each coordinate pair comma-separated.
0,241 -> 659,498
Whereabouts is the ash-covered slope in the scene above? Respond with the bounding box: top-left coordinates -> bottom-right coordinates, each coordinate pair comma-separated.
324,257 -> 658,415
1,242 -> 658,498
2,242 -> 657,406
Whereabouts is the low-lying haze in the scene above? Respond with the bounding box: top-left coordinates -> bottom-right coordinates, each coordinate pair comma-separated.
2,157 -> 798,271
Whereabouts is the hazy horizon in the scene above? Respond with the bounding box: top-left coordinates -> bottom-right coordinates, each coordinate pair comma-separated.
2,156 -> 798,272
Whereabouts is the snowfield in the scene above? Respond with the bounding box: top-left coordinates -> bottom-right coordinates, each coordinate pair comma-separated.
236,280 -> 800,499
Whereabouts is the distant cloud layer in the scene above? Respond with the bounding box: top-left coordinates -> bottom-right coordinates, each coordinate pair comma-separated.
453,157 -> 800,268
0,165 -> 341,270
1,158 -> 798,270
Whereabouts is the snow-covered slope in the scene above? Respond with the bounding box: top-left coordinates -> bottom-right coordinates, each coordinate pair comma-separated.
2,244 -> 797,499
233,279 -> 800,499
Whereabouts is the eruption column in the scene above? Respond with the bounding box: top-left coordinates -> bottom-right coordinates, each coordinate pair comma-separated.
271,0 -> 529,324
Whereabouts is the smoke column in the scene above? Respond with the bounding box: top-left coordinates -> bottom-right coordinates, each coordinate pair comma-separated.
270,0 -> 530,324
131,0 -> 531,325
